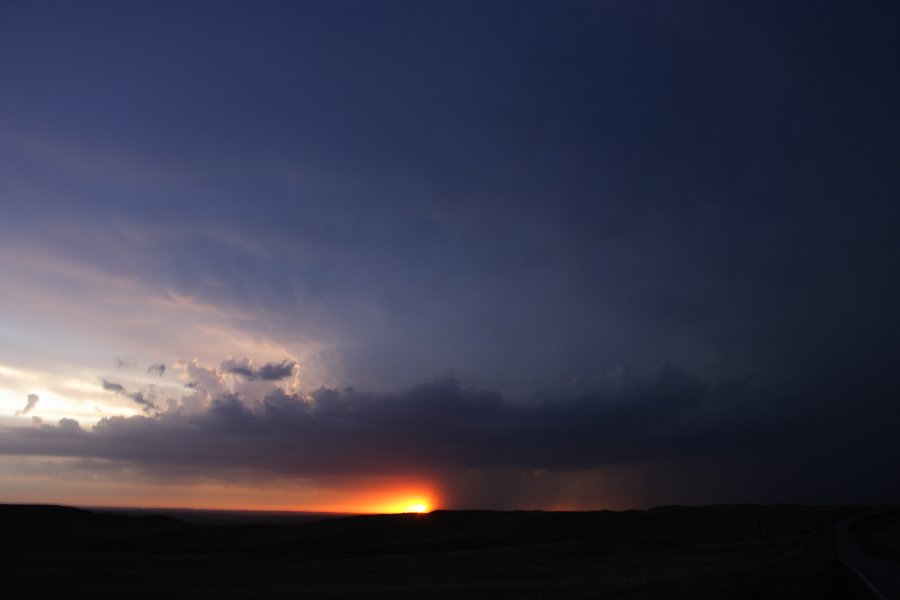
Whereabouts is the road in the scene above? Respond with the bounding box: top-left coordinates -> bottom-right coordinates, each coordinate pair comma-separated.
836,514 -> 900,599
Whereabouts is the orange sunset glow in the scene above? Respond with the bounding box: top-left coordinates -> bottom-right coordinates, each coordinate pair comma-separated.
0,464 -> 439,515
361,489 -> 436,515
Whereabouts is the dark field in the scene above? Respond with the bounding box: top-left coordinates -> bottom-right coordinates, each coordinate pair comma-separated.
0,504 -> 892,599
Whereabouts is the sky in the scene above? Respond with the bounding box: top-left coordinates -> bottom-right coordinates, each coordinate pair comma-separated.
0,0 -> 898,512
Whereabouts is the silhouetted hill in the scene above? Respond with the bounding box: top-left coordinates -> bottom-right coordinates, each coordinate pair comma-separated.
96,506 -> 349,526
0,504 -> 188,550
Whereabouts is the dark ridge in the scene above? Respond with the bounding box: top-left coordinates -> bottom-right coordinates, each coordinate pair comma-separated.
0,503 -> 188,552
91,506 -> 351,526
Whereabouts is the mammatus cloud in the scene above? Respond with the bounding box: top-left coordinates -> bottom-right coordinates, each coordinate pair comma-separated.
147,363 -> 166,377
15,394 -> 39,416
101,379 -> 158,414
220,358 -> 296,381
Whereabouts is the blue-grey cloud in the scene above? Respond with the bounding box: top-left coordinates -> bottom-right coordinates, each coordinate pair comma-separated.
101,380 -> 126,394
101,379 -> 158,414
147,363 -> 166,377
255,360 -> 296,381
15,394 -> 39,416
220,358 -> 296,382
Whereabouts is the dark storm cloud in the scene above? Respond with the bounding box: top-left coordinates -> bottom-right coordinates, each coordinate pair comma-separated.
0,0 -> 897,506
15,394 -> 39,416
221,358 -> 296,381
101,379 -> 158,414
0,0 -> 895,396
147,363 -> 166,377
3,363 -> 898,503
0,366 -> 799,475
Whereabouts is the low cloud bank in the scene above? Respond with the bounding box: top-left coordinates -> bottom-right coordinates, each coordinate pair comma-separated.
1,360 -> 897,507
0,364 -> 794,476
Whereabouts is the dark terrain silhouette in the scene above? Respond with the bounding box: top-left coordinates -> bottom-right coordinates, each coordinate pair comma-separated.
2,504 -> 895,599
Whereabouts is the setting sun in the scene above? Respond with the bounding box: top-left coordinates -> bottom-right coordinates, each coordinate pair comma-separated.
329,485 -> 438,515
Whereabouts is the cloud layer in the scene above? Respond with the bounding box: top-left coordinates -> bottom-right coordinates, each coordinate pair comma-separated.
2,356 -> 899,506
0,362 -> 874,476
0,366 -> 726,471
0,1 -> 897,508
